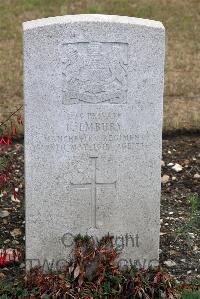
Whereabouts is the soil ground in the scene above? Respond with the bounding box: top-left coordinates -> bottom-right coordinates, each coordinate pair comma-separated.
0,134 -> 199,284
160,134 -> 200,282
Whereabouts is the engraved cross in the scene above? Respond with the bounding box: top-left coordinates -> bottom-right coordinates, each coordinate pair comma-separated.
70,157 -> 116,228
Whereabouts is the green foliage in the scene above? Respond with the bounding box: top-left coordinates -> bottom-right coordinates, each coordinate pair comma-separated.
186,194 -> 199,222
184,277 -> 200,289
180,289 -> 200,299
74,233 -> 91,242
0,281 -> 27,297
0,156 -> 7,171
175,193 -> 199,238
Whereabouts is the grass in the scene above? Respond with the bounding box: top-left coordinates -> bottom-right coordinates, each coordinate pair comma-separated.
0,0 -> 200,132
175,194 -> 199,238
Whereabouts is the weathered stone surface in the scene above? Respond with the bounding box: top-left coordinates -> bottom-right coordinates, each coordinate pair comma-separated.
23,14 -> 165,269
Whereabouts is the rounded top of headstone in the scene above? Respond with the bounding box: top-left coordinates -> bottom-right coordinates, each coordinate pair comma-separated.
23,14 -> 164,31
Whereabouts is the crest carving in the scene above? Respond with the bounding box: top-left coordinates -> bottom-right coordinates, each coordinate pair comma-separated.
60,42 -> 128,104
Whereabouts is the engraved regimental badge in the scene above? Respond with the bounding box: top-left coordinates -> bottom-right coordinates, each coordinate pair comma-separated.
60,42 -> 128,104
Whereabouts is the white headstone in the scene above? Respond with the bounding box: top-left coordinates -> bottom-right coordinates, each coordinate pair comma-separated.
23,14 -> 165,269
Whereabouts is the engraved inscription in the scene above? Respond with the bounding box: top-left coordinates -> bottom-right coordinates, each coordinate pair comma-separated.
61,42 -> 128,104
70,157 -> 117,228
